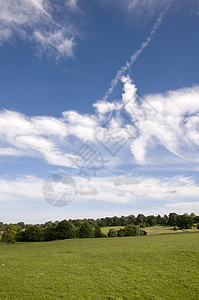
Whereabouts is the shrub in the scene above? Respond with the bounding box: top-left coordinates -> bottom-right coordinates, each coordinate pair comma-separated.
23,225 -> 44,242
123,225 -> 139,236
107,229 -> 117,237
78,222 -> 94,238
94,226 -> 103,238
140,229 -> 147,235
57,220 -> 75,240
44,224 -> 58,241
1,231 -> 15,244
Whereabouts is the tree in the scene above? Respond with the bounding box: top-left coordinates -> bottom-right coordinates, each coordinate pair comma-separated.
44,223 -> 58,241
7,224 -> 17,235
177,214 -> 194,229
23,225 -> 44,242
122,225 -> 139,236
107,229 -> 117,237
136,214 -> 146,225
94,226 -> 103,238
1,231 -> 15,244
168,213 -> 178,226
78,222 -> 94,238
127,215 -> 136,225
57,220 -> 75,240
146,215 -> 157,227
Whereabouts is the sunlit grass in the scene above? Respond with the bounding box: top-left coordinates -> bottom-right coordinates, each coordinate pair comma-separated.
0,232 -> 199,299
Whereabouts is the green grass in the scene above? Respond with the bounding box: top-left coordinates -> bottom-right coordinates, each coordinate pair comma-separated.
101,226 -> 125,234
1,233 -> 199,299
101,225 -> 199,235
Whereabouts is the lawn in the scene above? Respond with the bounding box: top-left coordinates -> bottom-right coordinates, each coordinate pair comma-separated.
0,233 -> 199,299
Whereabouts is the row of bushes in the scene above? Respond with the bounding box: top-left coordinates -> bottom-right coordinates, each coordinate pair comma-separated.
108,226 -> 147,237
1,222 -> 147,243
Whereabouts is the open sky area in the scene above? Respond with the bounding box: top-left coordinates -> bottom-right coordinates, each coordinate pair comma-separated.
0,0 -> 199,223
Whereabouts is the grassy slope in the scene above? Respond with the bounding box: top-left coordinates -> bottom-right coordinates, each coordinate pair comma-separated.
0,233 -> 199,300
101,225 -> 199,235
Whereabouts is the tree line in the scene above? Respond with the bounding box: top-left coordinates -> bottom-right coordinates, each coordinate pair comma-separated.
1,212 -> 199,244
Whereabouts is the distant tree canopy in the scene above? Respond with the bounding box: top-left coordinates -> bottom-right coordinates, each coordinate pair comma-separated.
1,212 -> 199,243
1,230 -> 15,244
57,220 -> 75,240
78,222 -> 94,238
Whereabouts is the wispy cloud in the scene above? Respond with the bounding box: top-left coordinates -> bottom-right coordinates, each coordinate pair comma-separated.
1,173 -> 199,207
1,78 -> 199,169
0,0 -> 76,59
103,1 -> 173,100
65,0 -> 79,11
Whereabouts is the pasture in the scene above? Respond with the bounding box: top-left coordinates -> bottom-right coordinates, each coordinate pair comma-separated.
1,232 -> 199,299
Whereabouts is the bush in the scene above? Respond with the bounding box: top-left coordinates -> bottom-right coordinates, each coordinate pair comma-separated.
1,231 -> 15,244
123,225 -> 139,236
176,214 -> 194,229
118,225 -> 146,237
44,224 -> 58,241
57,220 -> 75,240
22,225 -> 44,242
94,226 -> 103,238
78,222 -> 94,238
101,233 -> 107,238
140,229 -> 147,235
107,229 -> 117,237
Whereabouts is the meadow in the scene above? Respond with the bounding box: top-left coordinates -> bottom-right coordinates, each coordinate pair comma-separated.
0,232 -> 199,299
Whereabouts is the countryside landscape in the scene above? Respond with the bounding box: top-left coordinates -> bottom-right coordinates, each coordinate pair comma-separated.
1,213 -> 199,299
1,1 -> 199,299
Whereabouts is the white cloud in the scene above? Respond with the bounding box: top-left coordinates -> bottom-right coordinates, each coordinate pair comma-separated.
1,174 -> 199,209
65,0 -> 78,11
1,78 -> 199,169
0,0 -> 75,59
34,30 -> 74,59
119,77 -> 199,165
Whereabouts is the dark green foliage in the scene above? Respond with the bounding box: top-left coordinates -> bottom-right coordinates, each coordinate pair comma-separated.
123,225 -> 139,236
15,231 -> 26,242
136,214 -> 146,225
2,212 -> 197,243
94,226 -> 103,238
107,229 -> 117,237
1,231 -> 15,244
168,213 -> 178,226
44,224 -> 58,241
101,233 -> 107,238
176,214 -> 194,229
140,229 -> 147,235
118,225 -> 147,237
78,222 -> 94,238
57,220 -> 75,240
117,229 -> 124,237
21,225 -> 44,242
146,215 -> 157,227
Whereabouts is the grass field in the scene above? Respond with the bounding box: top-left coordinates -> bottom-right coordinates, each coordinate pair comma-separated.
1,233 -> 199,300
101,225 -> 199,235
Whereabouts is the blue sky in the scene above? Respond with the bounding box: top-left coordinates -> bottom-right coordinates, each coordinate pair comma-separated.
0,0 -> 199,223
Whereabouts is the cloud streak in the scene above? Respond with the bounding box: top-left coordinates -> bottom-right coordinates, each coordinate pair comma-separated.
0,0 -> 76,59
103,0 -> 173,100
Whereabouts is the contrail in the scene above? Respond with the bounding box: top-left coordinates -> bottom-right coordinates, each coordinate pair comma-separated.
103,1 -> 173,101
